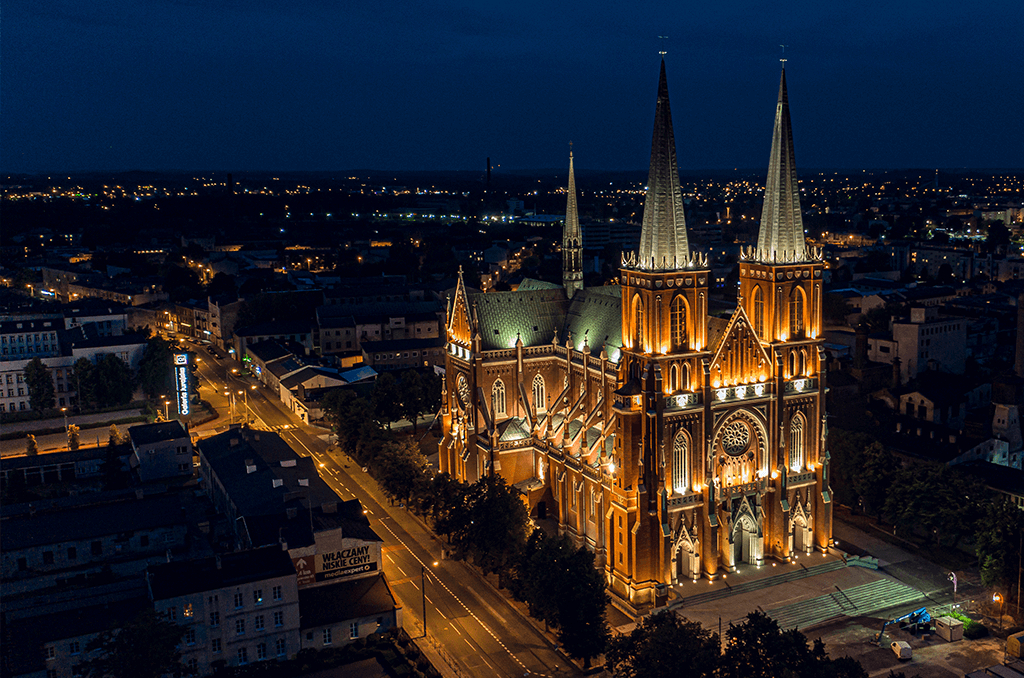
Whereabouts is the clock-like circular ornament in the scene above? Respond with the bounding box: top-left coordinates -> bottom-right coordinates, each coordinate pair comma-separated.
457,374 -> 470,407
721,420 -> 750,456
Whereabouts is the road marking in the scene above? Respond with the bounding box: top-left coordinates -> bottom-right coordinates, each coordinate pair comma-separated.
377,521 -> 529,672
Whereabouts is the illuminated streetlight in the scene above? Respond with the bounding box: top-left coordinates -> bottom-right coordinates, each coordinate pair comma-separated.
421,561 -> 439,639
160,395 -> 170,421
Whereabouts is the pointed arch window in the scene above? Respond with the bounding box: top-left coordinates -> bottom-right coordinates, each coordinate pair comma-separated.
669,364 -> 679,393
491,379 -> 506,417
670,296 -> 687,351
789,351 -> 797,378
532,374 -> 546,413
789,288 -> 805,339
632,295 -> 644,351
681,362 -> 690,391
672,430 -> 690,494
798,349 -> 807,376
790,413 -> 805,472
752,286 -> 765,338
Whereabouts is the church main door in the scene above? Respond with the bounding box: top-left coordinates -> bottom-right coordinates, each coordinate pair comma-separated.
733,515 -> 756,566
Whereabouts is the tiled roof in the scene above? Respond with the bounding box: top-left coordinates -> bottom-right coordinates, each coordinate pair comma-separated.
562,285 -> 621,356
469,289 -> 569,350
516,278 -> 563,291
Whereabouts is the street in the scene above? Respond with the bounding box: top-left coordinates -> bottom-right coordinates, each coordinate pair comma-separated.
189,342 -> 578,677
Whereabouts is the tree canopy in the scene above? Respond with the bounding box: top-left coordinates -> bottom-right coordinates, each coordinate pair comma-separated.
82,608 -> 183,678
23,357 -> 55,413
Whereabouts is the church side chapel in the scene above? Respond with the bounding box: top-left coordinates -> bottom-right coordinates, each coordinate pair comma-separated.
439,59 -> 832,612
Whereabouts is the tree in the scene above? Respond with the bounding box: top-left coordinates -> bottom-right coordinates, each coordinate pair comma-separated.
108,424 -> 125,447
72,357 -> 97,411
93,355 -> 136,407
68,424 -> 81,451
451,474 -> 531,579
720,611 -> 866,678
23,357 -> 55,413
26,434 -> 38,456
136,335 -> 174,399
371,373 -> 403,428
398,370 -> 425,432
553,542 -> 610,668
976,499 -> 1024,594
81,608 -> 184,678
430,473 -> 471,543
607,610 -> 719,678
206,272 -> 237,297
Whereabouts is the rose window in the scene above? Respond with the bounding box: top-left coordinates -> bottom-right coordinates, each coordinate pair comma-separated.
721,421 -> 750,456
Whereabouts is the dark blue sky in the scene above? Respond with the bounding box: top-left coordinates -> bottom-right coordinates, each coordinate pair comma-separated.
3,0 -> 1022,173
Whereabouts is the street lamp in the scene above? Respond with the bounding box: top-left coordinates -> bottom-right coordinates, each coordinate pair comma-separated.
225,390 -> 235,424
160,395 -> 170,421
994,593 -> 1004,633
61,406 -> 68,432
420,561 -> 439,639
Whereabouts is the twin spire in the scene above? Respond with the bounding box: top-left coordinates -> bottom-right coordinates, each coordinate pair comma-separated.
751,66 -> 814,264
636,59 -> 691,271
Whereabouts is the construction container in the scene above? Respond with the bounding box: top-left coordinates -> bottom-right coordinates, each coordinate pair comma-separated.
1008,630 -> 1024,658
936,616 -> 964,642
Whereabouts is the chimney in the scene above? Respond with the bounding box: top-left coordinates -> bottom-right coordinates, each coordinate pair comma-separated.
245,459 -> 256,474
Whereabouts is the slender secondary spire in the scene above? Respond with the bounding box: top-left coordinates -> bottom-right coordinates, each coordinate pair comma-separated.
563,149 -> 584,298
637,59 -> 690,271
754,67 -> 808,264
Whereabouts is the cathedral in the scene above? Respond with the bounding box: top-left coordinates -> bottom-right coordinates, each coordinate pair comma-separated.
439,60 -> 832,613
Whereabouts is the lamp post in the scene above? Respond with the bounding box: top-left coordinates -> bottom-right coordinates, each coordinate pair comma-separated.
420,561 -> 439,639
61,407 -> 68,433
225,391 -> 235,424
994,593 -> 1004,633
160,395 -> 169,421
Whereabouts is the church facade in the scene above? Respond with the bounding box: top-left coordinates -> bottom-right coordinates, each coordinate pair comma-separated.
439,61 -> 832,612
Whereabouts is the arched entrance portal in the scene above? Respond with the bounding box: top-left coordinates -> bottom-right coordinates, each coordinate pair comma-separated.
674,539 -> 700,582
792,508 -> 813,555
732,514 -> 757,566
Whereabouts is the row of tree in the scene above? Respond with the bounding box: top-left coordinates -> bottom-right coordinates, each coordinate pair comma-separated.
831,427 -> 1024,596
20,332 -> 175,416
319,379 -> 611,668
607,609 -> 887,678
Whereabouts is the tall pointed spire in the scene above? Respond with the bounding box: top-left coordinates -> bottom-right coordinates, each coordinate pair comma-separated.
563,149 -> 584,298
755,67 -> 808,263
637,58 -> 690,271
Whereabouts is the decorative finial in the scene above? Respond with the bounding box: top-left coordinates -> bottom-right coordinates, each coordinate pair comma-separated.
780,44 -> 789,66
569,140 -> 573,158
658,35 -> 669,57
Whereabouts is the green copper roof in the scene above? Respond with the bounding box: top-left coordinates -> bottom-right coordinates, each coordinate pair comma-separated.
517,278 -> 563,291
562,285 -> 622,358
470,288 -> 569,350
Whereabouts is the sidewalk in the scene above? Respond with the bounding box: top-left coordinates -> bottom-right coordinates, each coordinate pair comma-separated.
3,408 -> 142,435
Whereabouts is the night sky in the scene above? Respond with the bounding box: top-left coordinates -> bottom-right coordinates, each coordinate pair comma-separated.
3,0 -> 1022,173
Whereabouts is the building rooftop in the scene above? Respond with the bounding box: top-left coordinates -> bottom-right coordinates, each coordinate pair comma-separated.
128,420 -> 189,447
297,574 -> 399,629
149,545 -> 296,600
1,493 -> 185,551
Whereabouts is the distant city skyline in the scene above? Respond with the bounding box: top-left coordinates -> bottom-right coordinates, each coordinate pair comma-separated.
2,0 -> 1022,173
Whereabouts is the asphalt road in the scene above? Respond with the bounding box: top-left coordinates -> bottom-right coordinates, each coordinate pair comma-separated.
188,341 -> 578,677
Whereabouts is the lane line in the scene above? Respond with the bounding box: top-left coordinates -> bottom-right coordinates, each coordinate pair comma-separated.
377,521 -> 530,672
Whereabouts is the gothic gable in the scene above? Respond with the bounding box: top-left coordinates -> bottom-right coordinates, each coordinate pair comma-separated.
447,270 -> 473,345
708,306 -> 773,387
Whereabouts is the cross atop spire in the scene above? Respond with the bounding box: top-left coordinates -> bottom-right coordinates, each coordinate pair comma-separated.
753,67 -> 810,264
636,58 -> 690,271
